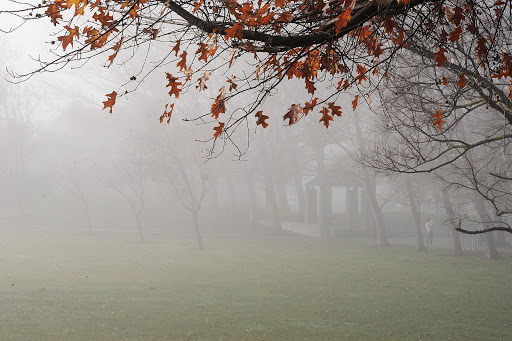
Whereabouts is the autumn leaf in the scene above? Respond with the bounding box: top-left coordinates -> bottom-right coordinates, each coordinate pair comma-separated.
102,91 -> 117,114
305,79 -> 316,94
177,51 -> 188,71
213,122 -> 224,140
166,73 -> 182,98
275,0 -> 286,9
335,10 -> 352,34
160,103 -> 175,124
449,27 -> 462,42
197,71 -> 211,91
355,64 -> 367,84
303,98 -> 318,115
352,95 -> 359,110
46,3 -> 64,26
442,76 -> 449,86
457,73 -> 465,89
328,102 -> 342,117
227,77 -> 238,92
211,87 -> 226,119
193,0 -> 204,13
434,48 -> 448,67
319,107 -> 333,128
58,26 -> 80,51
225,23 -> 244,40
172,40 -> 181,56
255,110 -> 269,128
431,110 -> 446,130
107,37 -> 124,67
283,104 -> 302,125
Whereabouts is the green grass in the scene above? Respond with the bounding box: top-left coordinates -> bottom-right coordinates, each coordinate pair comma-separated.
1,230 -> 511,340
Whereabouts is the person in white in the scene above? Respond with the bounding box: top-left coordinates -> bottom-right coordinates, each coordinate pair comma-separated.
425,218 -> 433,246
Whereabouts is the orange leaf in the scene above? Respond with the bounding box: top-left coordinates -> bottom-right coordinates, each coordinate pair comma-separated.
213,122 -> 224,140
177,51 -> 187,71
166,73 -> 182,98
319,107 -> 333,128
457,73 -> 465,89
107,37 -> 124,67
58,26 -> 80,51
102,91 -> 117,114
193,0 -> 204,12
275,0 -> 286,9
255,110 -> 269,128
335,10 -> 352,34
160,103 -> 175,124
303,98 -> 318,115
431,110 -> 446,130
352,95 -> 359,111
225,22 -> 244,40
46,3 -> 64,25
211,87 -> 226,119
172,40 -> 181,56
355,64 -> 367,84
442,77 -> 449,86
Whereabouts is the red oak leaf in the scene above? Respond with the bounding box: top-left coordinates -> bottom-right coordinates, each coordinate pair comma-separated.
435,48 -> 448,67
328,102 -> 342,117
283,104 -> 302,125
166,73 -> 182,98
213,122 -> 224,140
457,73 -> 465,89
431,110 -> 446,130
352,95 -> 359,110
319,107 -> 333,128
102,91 -> 117,114
255,110 -> 269,128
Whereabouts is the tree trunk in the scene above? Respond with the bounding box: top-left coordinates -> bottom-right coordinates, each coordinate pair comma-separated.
264,155 -> 282,234
363,175 -> 389,247
440,187 -> 463,256
472,196 -> 499,259
135,213 -> 145,243
352,111 -> 388,247
404,176 -> 425,252
192,210 -> 204,250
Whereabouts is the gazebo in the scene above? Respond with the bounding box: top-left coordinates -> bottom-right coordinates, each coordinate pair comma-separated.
305,169 -> 370,231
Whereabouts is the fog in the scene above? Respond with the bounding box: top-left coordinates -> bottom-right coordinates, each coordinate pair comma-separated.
1,18 -> 511,341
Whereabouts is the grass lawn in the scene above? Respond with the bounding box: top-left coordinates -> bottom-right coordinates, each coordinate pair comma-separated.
1,230 -> 511,340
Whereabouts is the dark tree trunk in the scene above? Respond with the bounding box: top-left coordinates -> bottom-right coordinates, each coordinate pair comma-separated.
440,188 -> 463,256
404,177 -> 425,252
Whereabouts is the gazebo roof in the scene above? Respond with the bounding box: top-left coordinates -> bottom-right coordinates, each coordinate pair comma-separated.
306,169 -> 363,188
